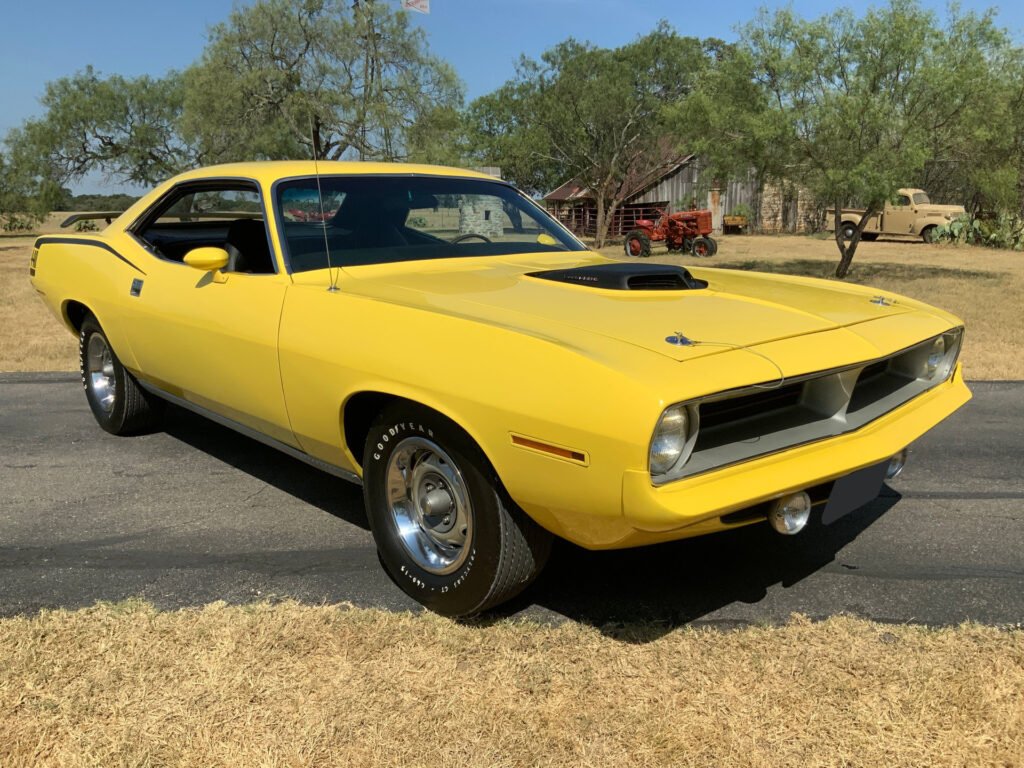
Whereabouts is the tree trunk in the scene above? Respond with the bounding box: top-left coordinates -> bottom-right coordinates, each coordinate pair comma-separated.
833,202 -> 878,279
311,116 -> 324,160
594,196 -> 623,249
594,197 -> 607,249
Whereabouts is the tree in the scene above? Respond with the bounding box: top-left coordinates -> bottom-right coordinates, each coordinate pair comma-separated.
0,136 -> 67,227
181,0 -> 463,162
682,0 -> 1009,277
1,0 -> 462,212
8,67 -> 194,188
468,25 -> 708,247
917,42 -> 1024,221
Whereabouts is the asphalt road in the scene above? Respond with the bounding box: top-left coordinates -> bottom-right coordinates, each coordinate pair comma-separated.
2,373 -> 1022,632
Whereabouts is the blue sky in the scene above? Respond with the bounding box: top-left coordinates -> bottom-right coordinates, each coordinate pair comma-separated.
2,0 -> 1021,193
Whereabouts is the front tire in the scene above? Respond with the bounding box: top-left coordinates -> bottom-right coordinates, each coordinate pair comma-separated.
623,230 -> 651,258
921,226 -> 937,243
79,315 -> 163,435
840,222 -> 857,240
691,236 -> 714,257
363,403 -> 552,617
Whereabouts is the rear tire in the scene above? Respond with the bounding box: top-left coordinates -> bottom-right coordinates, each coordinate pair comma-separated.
705,236 -> 718,256
363,403 -> 552,617
623,230 -> 651,258
79,315 -> 164,435
840,222 -> 857,240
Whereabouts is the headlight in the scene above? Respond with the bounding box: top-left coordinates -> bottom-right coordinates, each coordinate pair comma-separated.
924,328 -> 962,381
890,328 -> 963,383
649,404 -> 693,477
925,336 -> 945,378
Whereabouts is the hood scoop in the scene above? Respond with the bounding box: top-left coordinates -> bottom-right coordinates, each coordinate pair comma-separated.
528,263 -> 707,291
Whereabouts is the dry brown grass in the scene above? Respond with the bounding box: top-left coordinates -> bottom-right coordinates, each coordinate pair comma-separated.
0,236 -> 78,372
602,235 -> 1024,380
0,602 -> 1020,767
2,227 -> 1022,376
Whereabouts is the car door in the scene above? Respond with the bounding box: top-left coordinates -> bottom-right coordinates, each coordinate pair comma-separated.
120,180 -> 297,447
884,193 -> 916,234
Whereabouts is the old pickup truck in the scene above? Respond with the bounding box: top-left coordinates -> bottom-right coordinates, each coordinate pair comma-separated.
828,189 -> 965,243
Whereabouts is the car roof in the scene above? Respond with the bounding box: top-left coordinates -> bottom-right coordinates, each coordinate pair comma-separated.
168,160 -> 499,186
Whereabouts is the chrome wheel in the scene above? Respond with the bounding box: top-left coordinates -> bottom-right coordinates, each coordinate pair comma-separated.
86,334 -> 116,413
386,436 -> 473,575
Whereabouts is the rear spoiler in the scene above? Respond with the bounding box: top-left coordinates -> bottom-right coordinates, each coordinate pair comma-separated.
60,212 -> 125,228
60,210 -> 265,228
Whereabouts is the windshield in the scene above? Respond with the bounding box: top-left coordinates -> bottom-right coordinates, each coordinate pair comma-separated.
912,192 -> 930,205
275,175 -> 585,272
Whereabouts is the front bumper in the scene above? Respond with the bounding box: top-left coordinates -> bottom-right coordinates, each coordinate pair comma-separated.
618,364 -> 970,547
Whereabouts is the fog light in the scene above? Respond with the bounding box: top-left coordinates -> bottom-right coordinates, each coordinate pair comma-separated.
768,491 -> 811,535
886,449 -> 908,480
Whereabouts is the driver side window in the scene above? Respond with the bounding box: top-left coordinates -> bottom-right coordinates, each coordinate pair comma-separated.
134,184 -> 276,274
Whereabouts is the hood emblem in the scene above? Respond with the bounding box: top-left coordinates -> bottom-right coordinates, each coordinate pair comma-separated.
870,295 -> 895,307
665,331 -> 695,347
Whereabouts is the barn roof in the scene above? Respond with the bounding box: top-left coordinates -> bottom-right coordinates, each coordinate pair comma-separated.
543,154 -> 694,203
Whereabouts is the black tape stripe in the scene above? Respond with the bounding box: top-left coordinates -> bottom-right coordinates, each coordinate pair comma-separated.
34,236 -> 146,276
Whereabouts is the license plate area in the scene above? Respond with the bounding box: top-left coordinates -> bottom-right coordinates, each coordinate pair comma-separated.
822,460 -> 888,525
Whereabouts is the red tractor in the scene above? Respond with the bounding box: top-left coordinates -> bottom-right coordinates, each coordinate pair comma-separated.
623,208 -> 718,258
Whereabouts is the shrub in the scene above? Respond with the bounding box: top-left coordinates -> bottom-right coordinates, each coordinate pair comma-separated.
933,214 -> 1024,250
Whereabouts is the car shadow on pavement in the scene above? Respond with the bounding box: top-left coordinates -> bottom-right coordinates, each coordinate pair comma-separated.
161,404 -> 369,531
500,492 -> 900,642
157,403 -> 899,637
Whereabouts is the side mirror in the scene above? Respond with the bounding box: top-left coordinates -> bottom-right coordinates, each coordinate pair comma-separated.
184,247 -> 229,272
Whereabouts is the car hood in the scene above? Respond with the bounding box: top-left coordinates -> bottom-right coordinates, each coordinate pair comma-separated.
920,204 -> 966,216
339,254 -> 914,362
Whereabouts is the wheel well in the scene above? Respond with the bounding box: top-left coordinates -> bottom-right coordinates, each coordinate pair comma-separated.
342,392 -> 489,475
343,392 -> 400,467
64,300 -> 92,332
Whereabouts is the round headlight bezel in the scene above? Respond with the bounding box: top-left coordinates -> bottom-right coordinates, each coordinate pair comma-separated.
649,403 -> 699,479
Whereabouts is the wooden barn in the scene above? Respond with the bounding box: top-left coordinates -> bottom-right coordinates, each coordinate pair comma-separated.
543,156 -> 817,237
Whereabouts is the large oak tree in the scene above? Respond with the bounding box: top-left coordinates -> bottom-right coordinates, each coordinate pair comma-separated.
467,25 -> 709,247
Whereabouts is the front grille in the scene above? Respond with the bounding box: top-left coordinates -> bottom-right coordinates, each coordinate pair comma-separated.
698,383 -> 803,430
848,359 -> 915,414
658,332 -> 960,483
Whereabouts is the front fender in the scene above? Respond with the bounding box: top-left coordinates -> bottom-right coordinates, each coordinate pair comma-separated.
277,282 -> 666,543
912,216 -> 949,236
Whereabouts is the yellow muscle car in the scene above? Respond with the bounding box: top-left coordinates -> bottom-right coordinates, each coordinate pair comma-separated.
30,161 -> 971,616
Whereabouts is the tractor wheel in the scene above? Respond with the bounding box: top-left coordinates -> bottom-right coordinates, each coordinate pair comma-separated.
705,237 -> 719,257
691,236 -> 714,258
624,230 -> 651,258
